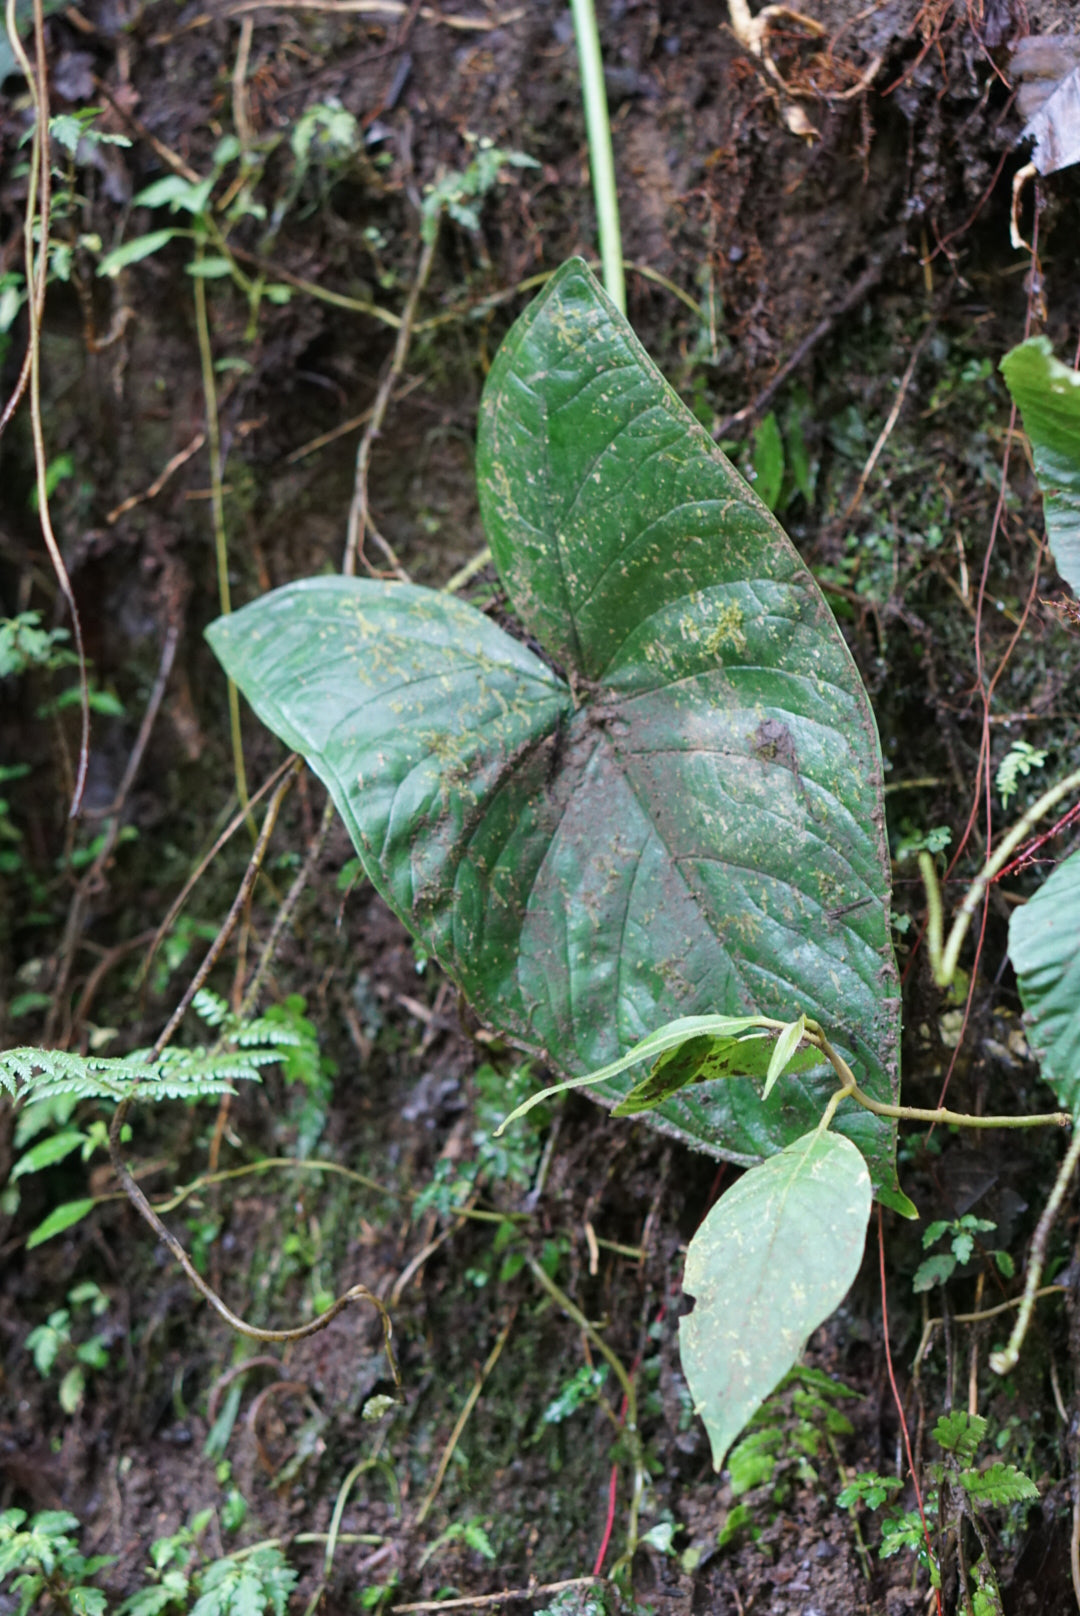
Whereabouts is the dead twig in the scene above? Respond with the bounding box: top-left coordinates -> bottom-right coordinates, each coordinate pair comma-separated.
844,319 -> 936,522
47,607 -> 183,1045
414,1308 -> 518,1527
391,1578 -> 606,1614
238,795 -> 335,1017
222,0 -> 524,30
285,376 -> 423,463
138,755 -> 298,998
344,222 -> 438,577
6,0 -> 91,814
106,431 -> 207,524
712,248 -> 894,439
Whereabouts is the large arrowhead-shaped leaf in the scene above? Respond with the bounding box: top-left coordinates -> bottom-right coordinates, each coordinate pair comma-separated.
1001,336 -> 1080,596
1009,848 -> 1080,1114
679,1127 -> 872,1471
208,259 -> 902,1200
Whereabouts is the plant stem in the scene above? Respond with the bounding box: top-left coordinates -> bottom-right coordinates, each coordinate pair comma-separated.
526,1254 -> 643,1558
193,245 -> 250,822
844,1087 -> 1070,1130
921,763 -> 1080,988
344,222 -> 437,576
990,1125 -> 1080,1375
569,0 -> 624,313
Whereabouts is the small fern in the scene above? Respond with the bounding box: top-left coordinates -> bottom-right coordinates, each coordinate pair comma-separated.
996,740 -> 1048,807
933,1410 -> 987,1464
959,1462 -> 1040,1507
0,991 -> 303,1109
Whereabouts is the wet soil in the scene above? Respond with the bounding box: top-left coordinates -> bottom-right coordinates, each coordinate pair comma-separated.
3,0 -> 1080,1612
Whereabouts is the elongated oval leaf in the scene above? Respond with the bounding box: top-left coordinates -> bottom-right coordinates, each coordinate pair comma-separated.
680,1128 -> 872,1471
27,1197 -> 96,1249
1009,847 -> 1080,1113
209,259 -> 902,1200
612,1029 -> 820,1116
1000,336 -> 1080,596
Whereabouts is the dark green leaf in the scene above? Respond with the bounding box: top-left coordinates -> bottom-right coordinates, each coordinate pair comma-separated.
679,1128 -> 872,1470
209,259 -> 902,1197
612,1029 -> 820,1115
1008,847 -> 1080,1113
1000,337 -> 1080,596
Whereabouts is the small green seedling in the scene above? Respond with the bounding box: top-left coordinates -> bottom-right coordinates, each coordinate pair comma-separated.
914,1216 -> 1015,1293
839,1412 -> 1038,1603
25,1281 -> 110,1414
0,1508 -> 113,1616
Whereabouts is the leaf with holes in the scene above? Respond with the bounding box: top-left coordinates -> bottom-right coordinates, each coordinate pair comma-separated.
1008,847 -> 1080,1114
680,1127 -> 872,1471
207,258 -> 902,1199
1001,337 -> 1080,596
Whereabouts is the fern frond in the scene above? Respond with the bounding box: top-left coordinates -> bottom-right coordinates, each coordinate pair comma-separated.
1,1040 -> 271,1110
933,1410 -> 986,1463
191,989 -> 230,1028
959,1463 -> 1039,1507
996,741 -> 1048,808
235,1019 -> 303,1049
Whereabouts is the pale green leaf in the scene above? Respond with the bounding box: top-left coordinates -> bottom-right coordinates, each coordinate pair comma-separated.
612,1029 -> 821,1116
679,1128 -> 872,1470
934,1410 -> 986,1462
752,411 -> 784,512
762,1014 -> 807,1102
1000,337 -> 1080,595
495,1014 -> 778,1132
1008,847 -> 1080,1113
186,257 -> 234,279
97,230 -> 181,277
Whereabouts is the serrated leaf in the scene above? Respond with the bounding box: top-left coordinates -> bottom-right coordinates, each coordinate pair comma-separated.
208,258 -> 901,1196
679,1128 -> 872,1471
1000,337 -> 1080,596
934,1410 -> 986,1462
913,1253 -> 956,1292
959,1462 -> 1039,1506
1008,847 -> 1080,1113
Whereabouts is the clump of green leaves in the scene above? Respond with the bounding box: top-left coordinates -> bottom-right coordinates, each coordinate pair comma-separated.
541,1364 -> 609,1427
417,1516 -> 496,1571
413,1061 -> 549,1222
839,1413 -> 1038,1600
996,740 -> 1048,807
421,136 -> 538,242
723,1366 -> 858,1506
0,1508 -> 112,1616
2,990 -> 309,1247
25,1281 -> 110,1414
913,1216 -> 1014,1293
